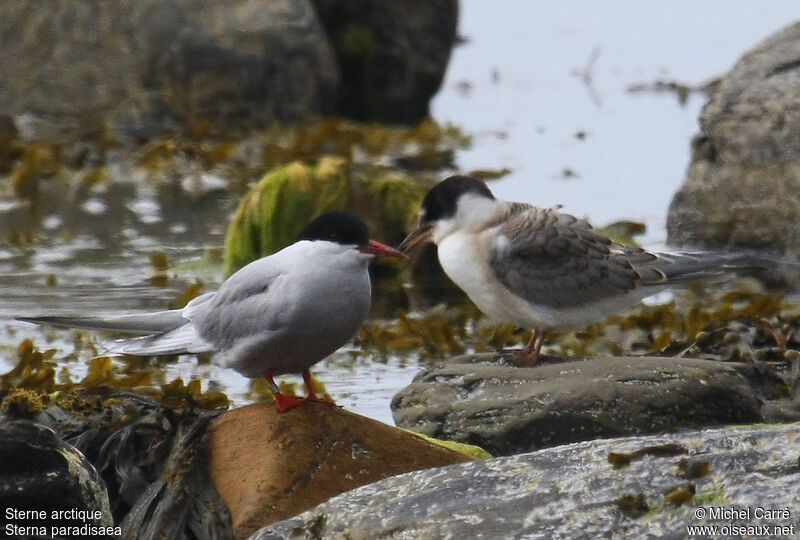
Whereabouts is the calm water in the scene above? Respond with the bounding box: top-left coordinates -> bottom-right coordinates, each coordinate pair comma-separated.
3,2 -> 800,424
434,1 -> 800,243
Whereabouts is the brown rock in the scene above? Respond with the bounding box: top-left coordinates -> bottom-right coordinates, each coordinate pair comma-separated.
207,402 -> 472,539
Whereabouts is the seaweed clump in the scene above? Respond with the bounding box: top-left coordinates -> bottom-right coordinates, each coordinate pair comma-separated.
0,338 -> 229,412
0,339 -> 235,538
357,285 -> 800,392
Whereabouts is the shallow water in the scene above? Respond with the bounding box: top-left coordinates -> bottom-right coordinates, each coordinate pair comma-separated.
3,2 -> 799,425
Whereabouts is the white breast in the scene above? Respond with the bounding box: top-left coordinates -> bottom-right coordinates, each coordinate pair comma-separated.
437,229 -> 556,328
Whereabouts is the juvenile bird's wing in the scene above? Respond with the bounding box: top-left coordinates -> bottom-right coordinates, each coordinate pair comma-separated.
488,204 -> 779,310
633,251 -> 774,283
488,203 -> 656,309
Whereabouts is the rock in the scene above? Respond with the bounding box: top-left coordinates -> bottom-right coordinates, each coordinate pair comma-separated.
0,0 -> 339,138
222,157 -> 432,276
223,157 -> 349,275
207,402 -> 474,539
391,354 -> 763,456
310,0 -> 458,123
349,172 -> 431,247
667,22 -> 800,258
0,420 -> 116,536
252,423 -> 800,539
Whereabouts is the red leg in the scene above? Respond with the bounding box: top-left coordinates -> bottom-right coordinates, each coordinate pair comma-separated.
511,329 -> 546,366
302,370 -> 336,407
265,371 -> 304,412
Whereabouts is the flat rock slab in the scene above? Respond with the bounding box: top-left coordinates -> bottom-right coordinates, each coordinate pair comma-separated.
392,355 -> 762,456
207,402 -> 473,539
253,423 -> 800,539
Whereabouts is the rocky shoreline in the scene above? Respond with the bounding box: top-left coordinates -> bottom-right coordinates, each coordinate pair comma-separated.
2,7 -> 800,540
255,423 -> 800,539
2,340 -> 799,538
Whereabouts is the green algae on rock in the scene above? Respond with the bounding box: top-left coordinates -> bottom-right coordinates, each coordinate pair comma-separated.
223,157 -> 349,274
352,172 -> 432,244
401,428 -> 492,460
222,155 -> 434,274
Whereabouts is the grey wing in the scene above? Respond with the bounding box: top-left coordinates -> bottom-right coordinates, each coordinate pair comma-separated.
488,204 -> 658,309
188,258 -> 293,350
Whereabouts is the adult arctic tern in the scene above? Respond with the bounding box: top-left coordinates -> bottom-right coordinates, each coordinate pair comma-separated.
21,211 -> 406,411
399,175 -> 774,365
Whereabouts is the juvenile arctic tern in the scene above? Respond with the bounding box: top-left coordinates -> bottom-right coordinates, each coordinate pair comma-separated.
400,175 -> 772,365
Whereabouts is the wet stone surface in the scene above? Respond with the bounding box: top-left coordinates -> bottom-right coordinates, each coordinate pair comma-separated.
391,354 -> 765,456
253,423 -> 800,540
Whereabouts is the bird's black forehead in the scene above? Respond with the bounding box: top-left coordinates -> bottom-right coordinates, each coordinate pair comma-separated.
297,211 -> 369,246
421,175 -> 495,222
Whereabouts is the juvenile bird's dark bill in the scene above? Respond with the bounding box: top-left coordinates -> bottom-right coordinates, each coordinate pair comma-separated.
398,225 -> 433,254
358,240 -> 408,258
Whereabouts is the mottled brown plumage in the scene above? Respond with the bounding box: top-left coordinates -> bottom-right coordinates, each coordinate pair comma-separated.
487,202 -> 665,310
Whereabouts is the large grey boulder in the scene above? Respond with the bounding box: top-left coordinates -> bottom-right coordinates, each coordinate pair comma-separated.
252,423 -> 800,539
0,0 -> 339,138
391,355 -> 762,456
667,21 -> 800,257
0,0 -> 460,138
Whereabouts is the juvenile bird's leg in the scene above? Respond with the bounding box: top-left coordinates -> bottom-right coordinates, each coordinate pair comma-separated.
265,371 -> 304,412
511,329 -> 547,366
302,369 -> 337,407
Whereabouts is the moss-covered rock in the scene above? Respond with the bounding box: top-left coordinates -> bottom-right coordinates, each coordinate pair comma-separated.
223,156 -> 349,275
353,172 -> 430,245
223,158 -> 432,276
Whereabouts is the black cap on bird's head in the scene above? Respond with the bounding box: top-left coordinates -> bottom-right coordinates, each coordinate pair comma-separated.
297,211 -> 406,258
399,175 -> 495,253
298,211 -> 370,246
419,175 -> 495,223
